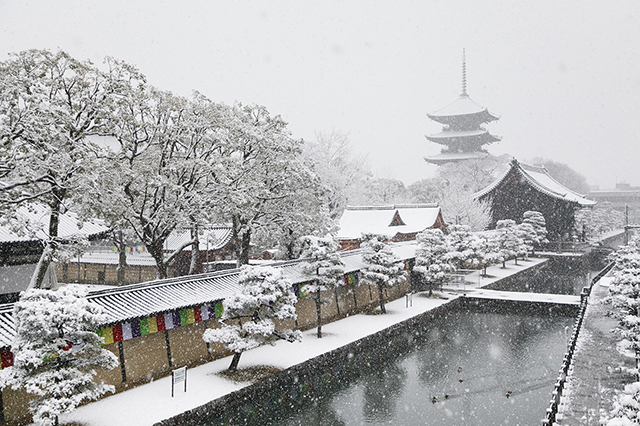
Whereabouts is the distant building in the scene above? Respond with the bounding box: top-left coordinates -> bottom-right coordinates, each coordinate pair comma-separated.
425,50 -> 501,165
475,159 -> 596,240
589,183 -> 640,224
58,226 -> 235,285
336,204 -> 446,250
0,204 -> 109,297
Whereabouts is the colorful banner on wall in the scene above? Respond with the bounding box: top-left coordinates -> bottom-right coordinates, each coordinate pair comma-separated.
343,271 -> 361,286
96,301 -> 223,346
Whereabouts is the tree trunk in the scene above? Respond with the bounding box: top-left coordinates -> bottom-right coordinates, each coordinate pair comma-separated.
377,284 -> 387,314
115,230 -> 127,285
232,216 -> 251,266
189,222 -> 201,275
228,351 -> 243,372
315,292 -> 322,338
147,241 -> 168,280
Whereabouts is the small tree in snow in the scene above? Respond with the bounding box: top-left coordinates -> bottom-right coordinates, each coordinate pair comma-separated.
522,211 -> 548,254
360,234 -> 407,314
494,219 -> 523,267
415,229 -> 453,296
203,265 -> 301,372
299,235 -> 345,338
607,238 -> 640,380
0,286 -> 118,426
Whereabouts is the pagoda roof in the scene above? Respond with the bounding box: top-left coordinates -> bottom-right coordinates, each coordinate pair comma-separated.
427,95 -> 499,124
474,159 -> 596,207
426,129 -> 501,144
424,151 -> 489,165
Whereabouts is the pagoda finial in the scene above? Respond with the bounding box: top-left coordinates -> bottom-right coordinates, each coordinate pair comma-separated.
461,48 -> 468,96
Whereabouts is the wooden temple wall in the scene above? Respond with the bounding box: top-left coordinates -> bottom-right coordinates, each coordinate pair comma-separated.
0,273 -> 412,424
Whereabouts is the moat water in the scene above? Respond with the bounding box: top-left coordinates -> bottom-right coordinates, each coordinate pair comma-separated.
214,306 -> 575,426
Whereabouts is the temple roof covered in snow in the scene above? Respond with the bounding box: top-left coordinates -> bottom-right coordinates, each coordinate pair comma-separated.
475,159 -> 596,206
0,204 -> 109,244
337,204 -> 443,241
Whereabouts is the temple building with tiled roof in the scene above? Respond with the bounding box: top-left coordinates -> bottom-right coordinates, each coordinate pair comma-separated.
425,50 -> 501,165
474,158 -> 596,239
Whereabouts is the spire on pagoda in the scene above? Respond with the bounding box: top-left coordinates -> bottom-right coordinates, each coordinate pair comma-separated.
461,48 -> 467,97
424,50 -> 501,165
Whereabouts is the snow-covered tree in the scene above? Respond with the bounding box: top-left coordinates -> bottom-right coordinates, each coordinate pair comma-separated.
575,203 -> 626,240
359,234 -> 407,314
445,225 -> 483,270
521,210 -> 548,253
212,104 -> 328,266
299,235 -> 345,338
203,265 -> 301,372
493,219 -> 523,267
0,50 -> 133,288
438,181 -> 491,231
437,155 -> 510,193
0,285 -> 118,426
414,229 -> 453,296
103,85 -> 221,279
607,238 -> 640,380
303,131 -> 370,220
606,381 -> 640,425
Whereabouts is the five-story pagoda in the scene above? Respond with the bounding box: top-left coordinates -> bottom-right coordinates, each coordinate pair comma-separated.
425,51 -> 501,165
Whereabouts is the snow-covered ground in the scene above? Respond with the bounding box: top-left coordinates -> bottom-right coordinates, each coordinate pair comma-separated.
61,257 -> 557,426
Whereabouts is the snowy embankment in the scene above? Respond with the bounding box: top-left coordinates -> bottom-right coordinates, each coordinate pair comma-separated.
62,258 -> 550,426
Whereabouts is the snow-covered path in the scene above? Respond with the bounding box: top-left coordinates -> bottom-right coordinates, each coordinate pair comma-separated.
61,258 -> 555,426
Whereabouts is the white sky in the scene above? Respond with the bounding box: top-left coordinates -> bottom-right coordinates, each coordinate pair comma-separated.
1,0 -> 638,189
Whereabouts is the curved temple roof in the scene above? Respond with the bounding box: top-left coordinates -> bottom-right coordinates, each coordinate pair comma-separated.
427,95 -> 499,125
474,159 -> 596,206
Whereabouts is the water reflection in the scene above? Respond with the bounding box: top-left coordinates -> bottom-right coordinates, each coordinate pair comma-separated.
268,309 -> 572,426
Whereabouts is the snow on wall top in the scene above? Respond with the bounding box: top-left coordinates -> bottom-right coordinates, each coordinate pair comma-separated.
337,204 -> 441,240
0,242 -> 418,348
0,204 -> 109,243
474,159 -> 596,206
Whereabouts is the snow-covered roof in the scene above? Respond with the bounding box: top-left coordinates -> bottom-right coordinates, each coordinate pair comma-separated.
427,95 -> 499,123
0,242 -> 418,348
474,159 -> 596,206
426,129 -> 501,144
164,226 -> 232,252
424,151 -> 489,164
337,204 -> 441,240
0,204 -> 109,244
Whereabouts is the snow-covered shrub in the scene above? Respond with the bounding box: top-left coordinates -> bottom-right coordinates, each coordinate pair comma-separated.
414,229 -> 453,296
0,285 -> 118,426
203,265 -> 301,371
522,210 -> 548,250
607,381 -> 640,425
576,204 -> 625,240
359,234 -> 407,314
493,219 -> 524,266
298,235 -> 344,338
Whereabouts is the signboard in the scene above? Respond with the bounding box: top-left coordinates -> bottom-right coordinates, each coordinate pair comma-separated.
171,366 -> 187,397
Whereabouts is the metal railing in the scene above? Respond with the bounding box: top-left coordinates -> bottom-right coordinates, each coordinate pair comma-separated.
541,261 -> 615,425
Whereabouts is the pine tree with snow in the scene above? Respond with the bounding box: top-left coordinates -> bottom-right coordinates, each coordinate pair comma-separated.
0,285 -> 118,426
607,238 -> 640,381
359,234 -> 407,314
203,265 -> 301,372
522,210 -> 548,253
299,235 -> 345,338
415,229 -> 453,296
494,219 -> 523,267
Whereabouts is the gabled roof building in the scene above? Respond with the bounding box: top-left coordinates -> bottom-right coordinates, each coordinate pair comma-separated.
475,159 -> 596,239
337,204 -> 446,250
425,50 -> 501,165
